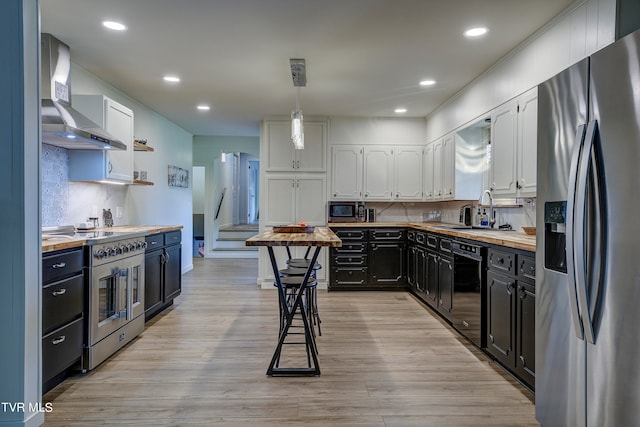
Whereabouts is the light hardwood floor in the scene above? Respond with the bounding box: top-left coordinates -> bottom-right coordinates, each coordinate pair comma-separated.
43,258 -> 537,426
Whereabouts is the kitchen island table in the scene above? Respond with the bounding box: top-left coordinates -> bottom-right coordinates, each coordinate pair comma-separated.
246,227 -> 341,375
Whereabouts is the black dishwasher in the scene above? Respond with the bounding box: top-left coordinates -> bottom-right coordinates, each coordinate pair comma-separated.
451,239 -> 486,347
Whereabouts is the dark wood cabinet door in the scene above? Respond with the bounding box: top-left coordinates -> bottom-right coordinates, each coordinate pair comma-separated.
438,255 -> 453,320
369,242 -> 406,286
415,247 -> 427,293
144,249 -> 164,317
516,281 -> 535,388
425,251 -> 439,308
163,244 -> 182,301
407,245 -> 417,289
486,270 -> 516,369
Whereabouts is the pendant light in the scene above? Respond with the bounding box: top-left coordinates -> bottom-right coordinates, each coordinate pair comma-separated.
290,58 -> 306,150
221,149 -> 226,163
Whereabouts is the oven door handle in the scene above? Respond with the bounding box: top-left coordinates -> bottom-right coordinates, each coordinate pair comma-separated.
117,267 -> 129,319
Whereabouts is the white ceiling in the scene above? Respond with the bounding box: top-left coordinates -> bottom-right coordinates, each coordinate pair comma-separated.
40,0 -> 576,137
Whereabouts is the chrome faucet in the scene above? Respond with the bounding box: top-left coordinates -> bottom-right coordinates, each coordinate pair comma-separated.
480,190 -> 496,228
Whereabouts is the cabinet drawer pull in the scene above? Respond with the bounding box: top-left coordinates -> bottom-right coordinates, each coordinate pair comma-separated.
52,289 -> 67,296
52,262 -> 66,269
52,336 -> 66,345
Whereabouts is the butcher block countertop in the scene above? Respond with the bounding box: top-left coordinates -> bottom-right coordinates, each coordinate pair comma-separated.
245,226 -> 342,247
42,225 -> 183,253
329,222 -> 536,252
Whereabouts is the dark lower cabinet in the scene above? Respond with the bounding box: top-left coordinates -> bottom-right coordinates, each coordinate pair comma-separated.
486,270 -> 516,368
438,253 -> 454,320
329,227 -> 405,290
485,247 -> 535,390
145,230 -> 182,320
42,247 -> 85,393
424,250 -> 439,307
369,241 -> 406,286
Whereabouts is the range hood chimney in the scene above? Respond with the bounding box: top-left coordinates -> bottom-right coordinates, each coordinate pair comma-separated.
41,33 -> 126,150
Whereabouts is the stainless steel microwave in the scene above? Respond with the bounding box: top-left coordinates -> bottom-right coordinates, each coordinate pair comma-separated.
328,201 -> 365,222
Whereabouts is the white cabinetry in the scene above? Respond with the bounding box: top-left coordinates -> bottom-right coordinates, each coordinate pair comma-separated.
68,95 -> 134,183
331,145 -> 363,199
394,146 -> 423,200
423,143 -> 435,200
490,88 -> 538,197
264,174 -> 326,226
360,145 -> 422,201
425,134 -> 454,200
363,146 -> 394,200
264,121 -> 326,172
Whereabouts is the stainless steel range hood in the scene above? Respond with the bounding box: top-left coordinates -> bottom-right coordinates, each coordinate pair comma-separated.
41,33 -> 126,150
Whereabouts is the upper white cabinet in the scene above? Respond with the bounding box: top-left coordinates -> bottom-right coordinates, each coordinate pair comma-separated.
363,146 -> 394,200
264,120 -> 326,172
394,146 -> 423,200
68,95 -> 134,183
490,88 -> 538,197
441,134 -> 455,200
331,145 -> 363,199
423,143 -> 435,200
263,174 -> 326,226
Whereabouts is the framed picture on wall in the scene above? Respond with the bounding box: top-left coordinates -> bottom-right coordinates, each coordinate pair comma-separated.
168,165 -> 189,188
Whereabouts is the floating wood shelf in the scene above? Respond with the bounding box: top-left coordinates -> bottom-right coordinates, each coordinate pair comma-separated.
133,141 -> 154,152
132,179 -> 154,186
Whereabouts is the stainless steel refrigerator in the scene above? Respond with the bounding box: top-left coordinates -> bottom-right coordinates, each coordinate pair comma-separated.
536,28 -> 640,426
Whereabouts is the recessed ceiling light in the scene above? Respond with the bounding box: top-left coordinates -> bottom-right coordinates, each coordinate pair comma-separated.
102,21 -> 127,31
420,80 -> 436,86
394,108 -> 408,114
197,105 -> 210,111
163,75 -> 180,83
464,27 -> 488,38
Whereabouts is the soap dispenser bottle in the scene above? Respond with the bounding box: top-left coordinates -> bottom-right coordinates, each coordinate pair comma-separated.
480,209 -> 489,227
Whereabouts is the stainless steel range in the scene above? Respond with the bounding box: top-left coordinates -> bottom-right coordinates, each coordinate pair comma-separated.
83,231 -> 147,370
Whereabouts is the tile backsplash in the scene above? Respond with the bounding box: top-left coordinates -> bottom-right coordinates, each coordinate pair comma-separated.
42,144 -> 128,227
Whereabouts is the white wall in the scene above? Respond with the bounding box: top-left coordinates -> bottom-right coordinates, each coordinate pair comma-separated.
192,167 -> 205,214
425,0 -> 616,142
70,64 -> 194,273
329,116 -> 426,146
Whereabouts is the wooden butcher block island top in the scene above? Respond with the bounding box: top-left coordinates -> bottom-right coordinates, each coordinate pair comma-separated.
329,222 -> 536,252
245,226 -> 342,247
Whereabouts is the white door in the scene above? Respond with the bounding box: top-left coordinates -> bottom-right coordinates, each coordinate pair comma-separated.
104,98 -> 134,182
363,146 -> 393,200
296,121 -> 326,172
441,134 -> 455,200
517,88 -> 538,197
331,145 -> 363,199
394,146 -> 422,200
433,140 -> 443,199
295,176 -> 326,226
264,121 -> 294,171
491,99 -> 518,196
264,175 -> 295,225
423,143 -> 434,200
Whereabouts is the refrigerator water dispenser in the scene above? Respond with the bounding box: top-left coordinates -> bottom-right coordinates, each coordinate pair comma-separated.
544,201 -> 567,273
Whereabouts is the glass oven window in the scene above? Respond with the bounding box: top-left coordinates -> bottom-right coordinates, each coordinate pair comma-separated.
98,270 -> 118,324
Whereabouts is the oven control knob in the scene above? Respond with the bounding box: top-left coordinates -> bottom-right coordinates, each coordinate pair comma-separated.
114,246 -> 122,255
94,249 -> 105,259
142,241 -> 148,249
132,241 -> 140,250
120,244 -> 128,253
126,243 -> 134,252
106,247 -> 116,257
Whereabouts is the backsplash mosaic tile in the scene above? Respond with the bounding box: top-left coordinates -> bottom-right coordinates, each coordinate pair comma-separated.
41,143 -> 128,227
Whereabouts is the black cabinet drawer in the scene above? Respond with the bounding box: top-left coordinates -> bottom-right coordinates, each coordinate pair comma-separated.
415,232 -> 426,245
333,255 -> 367,267
488,248 -> 515,275
164,230 -> 182,245
439,238 -> 452,254
333,242 -> 367,254
407,230 -> 417,242
519,255 -> 536,280
145,233 -> 163,251
42,275 -> 84,335
42,249 -> 83,284
333,229 -> 367,241
426,234 -> 438,249
371,228 -> 405,240
331,267 -> 368,286
42,317 -> 83,383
